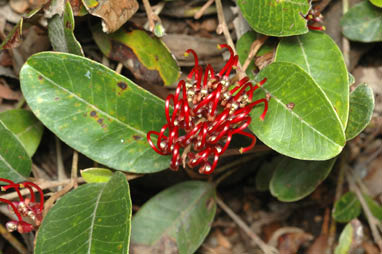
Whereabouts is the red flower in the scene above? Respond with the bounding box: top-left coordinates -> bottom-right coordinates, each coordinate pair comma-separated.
147,44 -> 268,174
0,178 -> 44,233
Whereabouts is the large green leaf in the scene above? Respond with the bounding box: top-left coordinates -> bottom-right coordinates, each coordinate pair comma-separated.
20,52 -> 170,173
333,192 -> 362,223
341,1 -> 382,42
345,84 -> 374,140
0,109 -> 43,157
250,62 -> 346,160
237,0 -> 310,37
131,181 -> 216,254
275,31 -> 349,128
270,157 -> 336,202
370,0 -> 382,7
48,1 -> 84,56
0,121 -> 31,182
93,26 -> 180,86
255,156 -> 281,191
35,172 -> 131,254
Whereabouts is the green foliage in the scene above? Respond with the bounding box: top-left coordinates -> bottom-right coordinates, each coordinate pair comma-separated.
370,0 -> 382,7
270,157 -> 336,201
0,109 -> 43,157
131,181 -> 216,254
250,62 -> 346,160
341,1 -> 382,42
333,192 -> 362,223
20,52 -> 170,174
276,31 -> 349,128
35,172 -> 131,254
335,220 -> 362,254
346,84 -> 375,140
237,0 -> 310,36
81,168 -> 113,183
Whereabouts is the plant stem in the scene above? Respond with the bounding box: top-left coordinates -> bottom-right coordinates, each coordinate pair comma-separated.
0,224 -> 27,254
242,36 -> 268,73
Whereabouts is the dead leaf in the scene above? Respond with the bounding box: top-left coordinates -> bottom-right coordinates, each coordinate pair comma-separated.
130,235 -> 178,254
278,231 -> 313,254
0,19 -> 23,50
10,0 -> 30,14
363,241 -> 380,254
44,0 -> 65,18
363,157 -> 382,198
83,0 -> 138,33
0,5 -> 22,23
306,235 -> 329,254
68,0 -> 87,16
0,80 -> 21,100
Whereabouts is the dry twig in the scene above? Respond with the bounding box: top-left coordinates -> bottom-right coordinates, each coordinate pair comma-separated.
142,0 -> 160,32
215,0 -> 236,55
0,223 -> 27,254
216,196 -> 279,254
242,36 -> 268,73
194,0 -> 215,19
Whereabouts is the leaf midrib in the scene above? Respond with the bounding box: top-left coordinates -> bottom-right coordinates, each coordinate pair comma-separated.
29,66 -> 147,138
261,86 -> 343,147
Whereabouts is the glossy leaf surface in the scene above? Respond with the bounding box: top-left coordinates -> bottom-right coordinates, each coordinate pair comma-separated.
93,27 -> 180,86
276,31 -> 349,128
341,1 -> 382,42
255,156 -> 281,191
0,109 -> 43,157
0,121 -> 31,182
35,172 -> 131,254
333,192 -> 361,223
20,52 -> 170,173
131,181 -> 216,254
250,62 -> 346,160
81,168 -> 113,183
48,1 -> 84,56
345,84 -> 374,140
237,0 -> 310,36
270,157 -> 336,202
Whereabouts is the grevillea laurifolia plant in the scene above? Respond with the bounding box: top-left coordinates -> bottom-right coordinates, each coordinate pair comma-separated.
0,0 -> 378,253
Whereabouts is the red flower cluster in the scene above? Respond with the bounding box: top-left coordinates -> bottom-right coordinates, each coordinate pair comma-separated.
305,9 -> 326,31
0,178 -> 44,233
147,44 -> 268,174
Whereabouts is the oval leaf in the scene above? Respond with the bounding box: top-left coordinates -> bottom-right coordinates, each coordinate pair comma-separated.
341,1 -> 382,42
0,109 -> 43,157
275,31 -> 349,128
364,194 -> 382,220
48,1 -> 84,56
333,192 -> 362,223
93,26 -> 180,86
20,52 -> 170,173
0,120 -> 31,182
345,84 -> 374,140
370,0 -> 382,7
255,156 -> 282,191
35,172 -> 131,254
335,220 -> 363,254
81,168 -> 113,183
131,181 -> 216,254
270,157 -> 336,202
237,0 -> 310,36
250,62 -> 346,160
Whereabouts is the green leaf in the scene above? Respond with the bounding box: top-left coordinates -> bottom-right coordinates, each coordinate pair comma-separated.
20,52 -> 170,173
364,194 -> 382,220
48,1 -> 84,56
370,0 -> 382,7
81,168 -> 113,183
348,73 -> 355,86
35,172 -> 131,254
341,1 -> 382,42
93,26 -> 180,86
250,62 -> 346,160
131,181 -> 216,254
335,220 -> 363,254
345,84 -> 374,140
236,31 -> 257,79
333,192 -> 362,223
237,0 -> 310,37
270,157 -> 336,202
0,121 -> 31,182
255,156 -> 281,191
275,31 -> 349,128
0,109 -> 43,157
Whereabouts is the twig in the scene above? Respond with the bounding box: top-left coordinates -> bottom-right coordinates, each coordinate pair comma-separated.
43,181 -> 74,217
242,36 -> 268,73
342,0 -> 350,67
215,0 -> 236,55
115,63 -> 123,74
346,168 -> 382,252
194,0 -> 214,19
0,178 -> 84,201
15,96 -> 25,109
216,196 -> 279,254
142,0 -> 159,32
55,137 -> 67,182
220,144 -> 271,157
213,154 -> 256,174
268,227 -> 306,247
71,151 -> 79,189
0,223 -> 27,254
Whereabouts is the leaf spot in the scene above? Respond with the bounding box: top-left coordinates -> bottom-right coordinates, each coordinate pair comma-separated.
133,135 -> 142,140
287,102 -> 295,109
117,82 -> 128,90
90,111 -> 97,117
